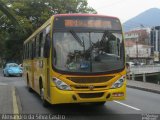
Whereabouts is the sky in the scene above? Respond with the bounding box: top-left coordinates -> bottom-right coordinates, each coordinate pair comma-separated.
88,0 -> 160,23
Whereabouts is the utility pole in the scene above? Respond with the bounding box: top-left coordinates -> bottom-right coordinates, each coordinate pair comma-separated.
136,40 -> 138,63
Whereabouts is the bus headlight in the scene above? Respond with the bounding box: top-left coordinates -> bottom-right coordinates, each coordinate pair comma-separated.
111,76 -> 125,89
53,77 -> 71,90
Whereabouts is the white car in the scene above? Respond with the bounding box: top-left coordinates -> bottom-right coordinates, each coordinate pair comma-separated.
140,62 -> 145,66
126,62 -> 135,67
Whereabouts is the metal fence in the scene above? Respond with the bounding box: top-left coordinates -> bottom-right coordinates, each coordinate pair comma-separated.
130,65 -> 160,74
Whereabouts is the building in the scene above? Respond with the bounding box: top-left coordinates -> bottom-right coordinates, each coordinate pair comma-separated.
150,26 -> 160,62
124,28 -> 152,63
125,28 -> 150,45
125,40 -> 151,63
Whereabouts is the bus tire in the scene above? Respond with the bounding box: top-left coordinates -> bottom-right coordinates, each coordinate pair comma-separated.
39,82 -> 50,107
28,85 -> 33,92
27,75 -> 33,92
93,101 -> 106,106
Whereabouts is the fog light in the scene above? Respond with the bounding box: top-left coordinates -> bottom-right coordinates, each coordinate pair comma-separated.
112,92 -> 124,97
106,93 -> 111,99
72,95 -> 77,101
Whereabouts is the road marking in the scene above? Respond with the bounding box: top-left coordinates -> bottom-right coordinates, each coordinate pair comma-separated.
12,87 -> 19,119
113,100 -> 141,111
0,82 -> 8,85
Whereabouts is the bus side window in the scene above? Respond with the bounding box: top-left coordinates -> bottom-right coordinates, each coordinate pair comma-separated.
36,35 -> 40,58
32,38 -> 36,58
43,33 -> 50,58
29,41 -> 32,59
31,41 -> 34,59
27,43 -> 29,59
36,32 -> 43,57
23,45 -> 25,59
39,32 -> 43,57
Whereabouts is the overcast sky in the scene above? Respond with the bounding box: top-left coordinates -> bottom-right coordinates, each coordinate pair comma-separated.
88,0 -> 160,23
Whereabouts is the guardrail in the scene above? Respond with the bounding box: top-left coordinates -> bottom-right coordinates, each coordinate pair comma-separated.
127,65 -> 160,84
130,65 -> 160,74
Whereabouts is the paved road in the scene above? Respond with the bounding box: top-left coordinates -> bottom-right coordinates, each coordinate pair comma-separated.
0,70 -> 160,120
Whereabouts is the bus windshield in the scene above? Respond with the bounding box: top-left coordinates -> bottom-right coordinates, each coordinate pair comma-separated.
53,30 -> 124,73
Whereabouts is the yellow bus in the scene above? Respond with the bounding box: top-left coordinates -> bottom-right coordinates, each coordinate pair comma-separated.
23,14 -> 126,106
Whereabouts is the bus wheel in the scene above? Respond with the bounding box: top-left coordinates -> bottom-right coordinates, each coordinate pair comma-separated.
27,84 -> 33,92
93,101 -> 106,106
27,78 -> 33,92
40,87 -> 49,107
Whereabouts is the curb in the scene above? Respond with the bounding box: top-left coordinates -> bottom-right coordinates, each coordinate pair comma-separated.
15,87 -> 23,114
127,85 -> 160,94
12,86 -> 19,115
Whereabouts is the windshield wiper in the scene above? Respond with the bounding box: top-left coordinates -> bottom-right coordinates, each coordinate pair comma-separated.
70,30 -> 84,47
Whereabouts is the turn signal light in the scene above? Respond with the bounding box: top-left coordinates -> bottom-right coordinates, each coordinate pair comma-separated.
112,92 -> 124,97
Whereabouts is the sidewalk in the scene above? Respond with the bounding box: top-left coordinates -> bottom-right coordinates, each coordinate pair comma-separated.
0,84 -> 13,114
127,80 -> 160,94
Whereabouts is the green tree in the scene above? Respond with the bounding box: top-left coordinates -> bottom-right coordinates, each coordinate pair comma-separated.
0,0 -> 97,63
0,0 -> 20,27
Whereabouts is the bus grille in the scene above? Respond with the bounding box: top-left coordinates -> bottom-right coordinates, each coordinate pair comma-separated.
78,93 -> 104,98
74,85 -> 107,89
67,76 -> 114,83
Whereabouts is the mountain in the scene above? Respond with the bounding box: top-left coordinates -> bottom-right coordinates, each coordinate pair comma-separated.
123,8 -> 160,31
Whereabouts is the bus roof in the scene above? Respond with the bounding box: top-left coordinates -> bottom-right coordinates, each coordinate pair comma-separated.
53,14 -> 119,19
24,14 -> 120,44
24,17 -> 52,44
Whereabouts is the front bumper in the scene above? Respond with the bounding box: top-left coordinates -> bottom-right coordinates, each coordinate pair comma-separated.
8,72 -> 22,76
48,84 -> 126,104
